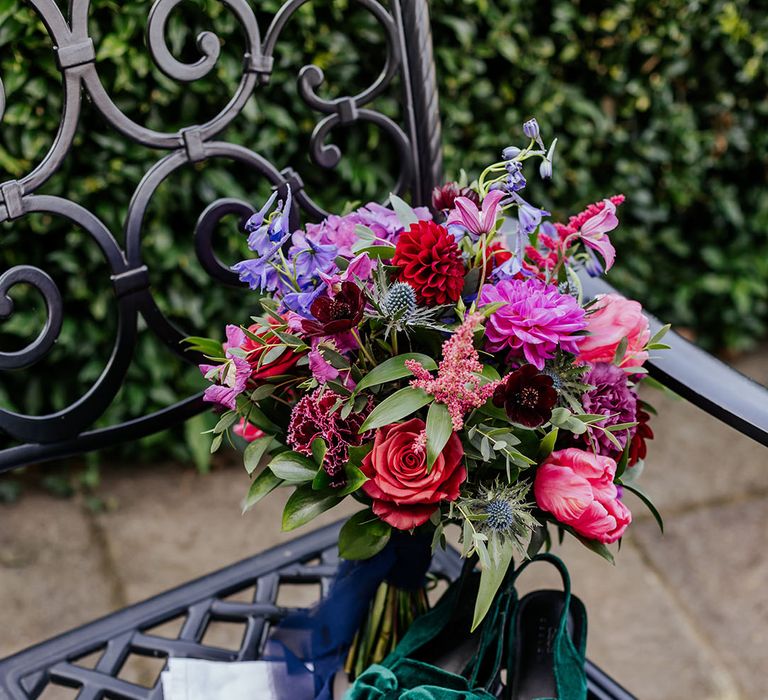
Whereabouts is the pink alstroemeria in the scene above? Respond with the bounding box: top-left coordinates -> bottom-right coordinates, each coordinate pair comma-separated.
200,325 -> 251,410
576,199 -> 618,271
446,189 -> 505,238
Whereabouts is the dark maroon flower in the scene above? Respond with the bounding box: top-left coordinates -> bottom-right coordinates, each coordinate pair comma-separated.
287,389 -> 371,486
301,281 -> 365,336
493,364 -> 558,427
392,220 -> 465,306
432,182 -> 481,212
628,404 -> 653,466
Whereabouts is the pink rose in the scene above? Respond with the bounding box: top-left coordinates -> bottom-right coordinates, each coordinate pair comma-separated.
361,418 -> 466,530
534,448 -> 631,544
577,294 -> 650,368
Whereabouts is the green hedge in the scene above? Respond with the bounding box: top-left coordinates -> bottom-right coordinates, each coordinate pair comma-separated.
1,0 -> 767,467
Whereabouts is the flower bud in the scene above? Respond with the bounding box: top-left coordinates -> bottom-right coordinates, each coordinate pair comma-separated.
523,118 -> 540,141
502,146 -> 522,160
539,158 -> 553,179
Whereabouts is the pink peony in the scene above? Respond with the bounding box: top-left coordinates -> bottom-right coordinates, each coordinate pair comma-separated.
534,448 -> 631,544
478,278 -> 587,370
577,294 -> 650,369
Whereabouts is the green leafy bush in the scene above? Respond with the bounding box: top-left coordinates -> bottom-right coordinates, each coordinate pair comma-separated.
1,0 -> 766,467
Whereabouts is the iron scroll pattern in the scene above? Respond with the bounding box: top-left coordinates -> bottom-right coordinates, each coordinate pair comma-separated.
0,0 -> 443,471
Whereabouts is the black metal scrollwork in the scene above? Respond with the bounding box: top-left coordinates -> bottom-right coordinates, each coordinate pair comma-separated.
0,0 -> 443,470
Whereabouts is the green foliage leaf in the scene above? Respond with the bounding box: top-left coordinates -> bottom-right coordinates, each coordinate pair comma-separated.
426,401 -> 453,470
472,540 -> 514,631
359,387 -> 432,432
389,193 -> 419,227
282,486 -> 342,531
269,452 -> 318,483
355,353 -> 437,393
243,435 -> 276,475
338,510 -> 392,560
242,469 -> 283,513
622,483 -> 664,533
537,427 -> 559,461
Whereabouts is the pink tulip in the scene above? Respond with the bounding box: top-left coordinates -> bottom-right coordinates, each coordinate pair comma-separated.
534,448 -> 631,544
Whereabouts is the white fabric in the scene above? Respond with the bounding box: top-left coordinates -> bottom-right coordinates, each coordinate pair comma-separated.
160,658 -> 280,700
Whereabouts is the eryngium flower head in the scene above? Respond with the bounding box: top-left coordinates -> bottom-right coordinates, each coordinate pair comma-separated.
486,499 -> 516,532
381,281 -> 417,319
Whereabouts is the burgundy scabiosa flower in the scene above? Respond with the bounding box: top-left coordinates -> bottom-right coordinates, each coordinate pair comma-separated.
580,362 -> 638,457
392,220 -> 465,306
301,281 -> 365,337
478,278 -> 587,370
432,182 -> 480,212
493,364 -> 557,427
287,389 -> 371,486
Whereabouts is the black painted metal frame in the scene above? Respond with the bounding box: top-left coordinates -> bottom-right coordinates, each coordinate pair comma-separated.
1,0 -> 766,698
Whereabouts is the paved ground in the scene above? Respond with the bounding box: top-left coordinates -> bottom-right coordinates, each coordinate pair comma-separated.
1,350 -> 767,699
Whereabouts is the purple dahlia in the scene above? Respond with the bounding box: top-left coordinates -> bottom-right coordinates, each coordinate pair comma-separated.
478,278 -> 587,370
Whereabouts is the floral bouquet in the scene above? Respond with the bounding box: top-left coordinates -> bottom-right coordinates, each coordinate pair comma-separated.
188,118 -> 667,680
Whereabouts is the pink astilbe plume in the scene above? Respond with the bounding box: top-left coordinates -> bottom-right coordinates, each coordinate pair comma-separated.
405,312 -> 499,432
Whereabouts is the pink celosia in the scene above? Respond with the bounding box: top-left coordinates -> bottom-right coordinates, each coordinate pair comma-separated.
405,313 -> 499,431
478,278 -> 588,370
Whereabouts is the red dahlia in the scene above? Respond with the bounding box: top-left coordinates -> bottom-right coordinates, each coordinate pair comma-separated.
392,220 -> 465,306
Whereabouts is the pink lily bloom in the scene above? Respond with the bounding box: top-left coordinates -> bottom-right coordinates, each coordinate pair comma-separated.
446,189 -> 505,238
577,199 -> 619,271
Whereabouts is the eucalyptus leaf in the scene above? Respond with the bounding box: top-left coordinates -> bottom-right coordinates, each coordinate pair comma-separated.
472,541 -> 514,631
389,193 -> 419,227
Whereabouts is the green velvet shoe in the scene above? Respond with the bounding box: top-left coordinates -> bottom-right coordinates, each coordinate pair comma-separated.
505,554 -> 588,700
345,566 -> 516,700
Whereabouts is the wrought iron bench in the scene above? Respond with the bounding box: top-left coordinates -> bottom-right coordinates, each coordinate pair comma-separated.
1,1 -> 767,698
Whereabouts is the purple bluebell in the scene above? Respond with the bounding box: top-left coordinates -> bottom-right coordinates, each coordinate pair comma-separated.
515,195 -> 549,235
492,217 -> 526,279
539,159 -> 553,179
234,187 -> 294,291
505,160 -> 527,192
502,146 -> 522,160
523,118 -> 540,141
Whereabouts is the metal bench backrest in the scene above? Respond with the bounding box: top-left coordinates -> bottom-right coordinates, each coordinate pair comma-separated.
0,0 -> 443,471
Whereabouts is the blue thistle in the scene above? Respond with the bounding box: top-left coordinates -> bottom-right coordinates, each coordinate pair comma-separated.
486,499 -> 516,532
382,282 -> 417,319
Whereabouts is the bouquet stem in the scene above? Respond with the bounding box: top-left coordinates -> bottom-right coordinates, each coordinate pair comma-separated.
344,580 -> 430,679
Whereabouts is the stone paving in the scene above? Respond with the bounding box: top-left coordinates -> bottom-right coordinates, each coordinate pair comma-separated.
1,350 -> 766,699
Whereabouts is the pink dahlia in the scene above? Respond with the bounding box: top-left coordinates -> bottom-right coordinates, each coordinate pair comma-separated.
478,278 -> 587,369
